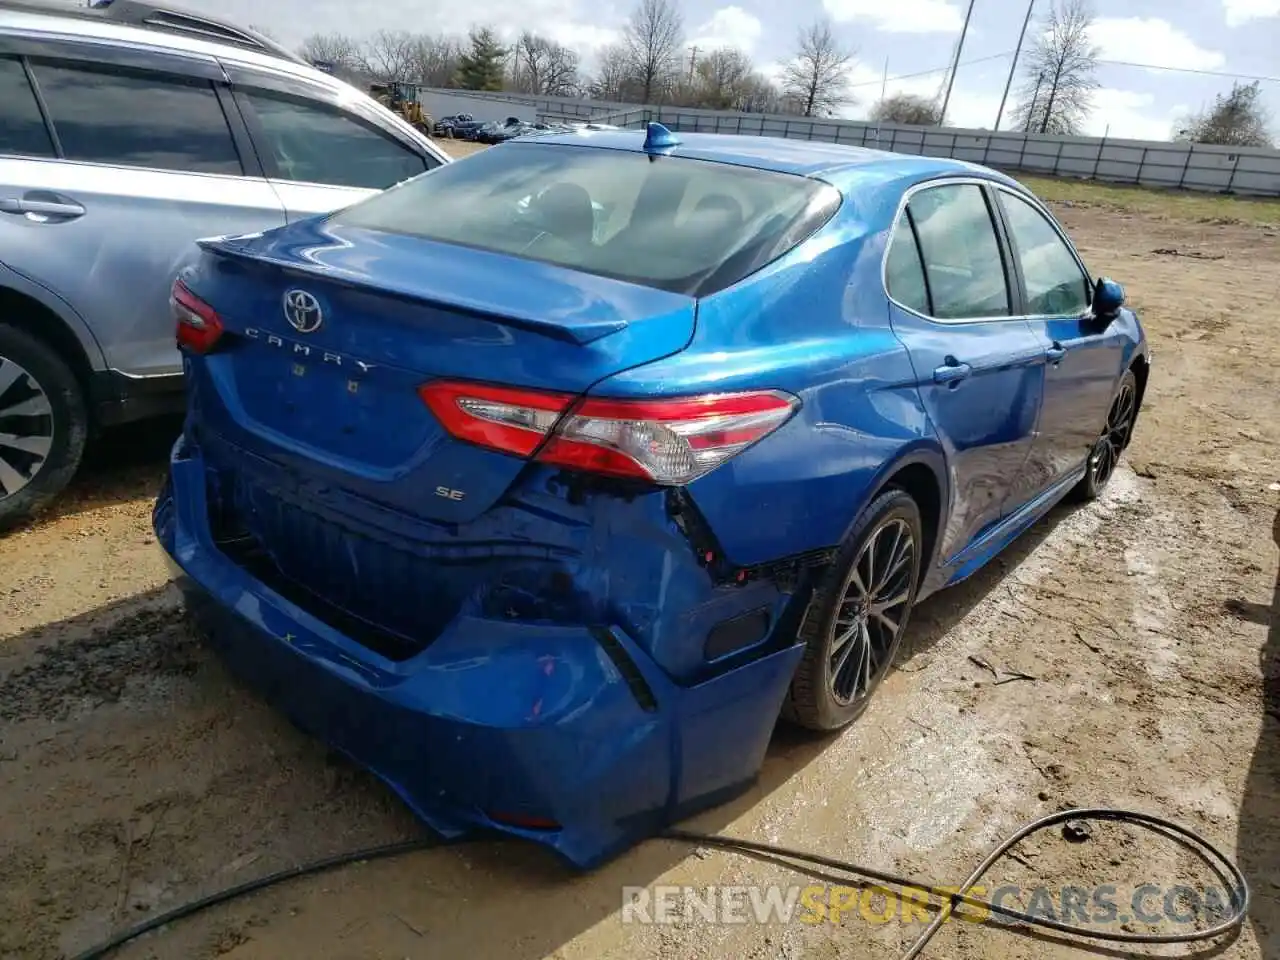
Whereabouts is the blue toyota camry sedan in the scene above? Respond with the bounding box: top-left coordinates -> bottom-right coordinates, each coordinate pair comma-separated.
155,124 -> 1150,867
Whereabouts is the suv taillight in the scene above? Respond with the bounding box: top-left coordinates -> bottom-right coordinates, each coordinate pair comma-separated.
418,380 -> 798,485
171,279 -> 224,354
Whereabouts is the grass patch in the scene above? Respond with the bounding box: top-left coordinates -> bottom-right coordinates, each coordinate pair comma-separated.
1016,174 -> 1280,226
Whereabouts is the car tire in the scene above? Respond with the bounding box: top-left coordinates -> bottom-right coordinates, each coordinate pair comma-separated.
0,324 -> 88,533
783,486 -> 924,732
1070,368 -> 1138,503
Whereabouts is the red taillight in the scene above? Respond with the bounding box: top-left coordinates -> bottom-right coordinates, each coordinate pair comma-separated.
171,278 -> 224,354
418,380 -> 574,457
418,380 -> 798,485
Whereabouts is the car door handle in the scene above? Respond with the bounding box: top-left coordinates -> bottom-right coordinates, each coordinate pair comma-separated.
20,199 -> 85,217
1046,342 -> 1067,364
933,358 -> 972,384
0,193 -> 85,221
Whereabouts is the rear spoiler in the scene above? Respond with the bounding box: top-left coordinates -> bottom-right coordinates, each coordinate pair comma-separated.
197,237 -> 632,346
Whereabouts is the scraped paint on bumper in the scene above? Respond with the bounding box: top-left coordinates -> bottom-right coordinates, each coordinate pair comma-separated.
154,437 -> 803,868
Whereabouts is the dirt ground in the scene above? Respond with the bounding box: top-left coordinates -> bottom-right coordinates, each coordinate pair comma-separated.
1,157 -> 1277,960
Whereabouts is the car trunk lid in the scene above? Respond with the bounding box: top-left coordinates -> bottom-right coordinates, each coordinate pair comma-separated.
189,223 -> 695,524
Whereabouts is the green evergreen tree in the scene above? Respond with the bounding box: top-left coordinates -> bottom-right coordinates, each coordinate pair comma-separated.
455,28 -> 507,91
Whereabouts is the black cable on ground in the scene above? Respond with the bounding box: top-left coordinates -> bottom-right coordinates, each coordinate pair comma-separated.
67,807 -> 1250,960
66,836 -> 472,960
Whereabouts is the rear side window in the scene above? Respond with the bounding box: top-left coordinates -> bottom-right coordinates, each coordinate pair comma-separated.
28,62 -> 242,174
907,183 -> 1010,320
885,211 -> 930,315
0,58 -> 53,158
331,142 -> 841,296
238,91 -> 428,190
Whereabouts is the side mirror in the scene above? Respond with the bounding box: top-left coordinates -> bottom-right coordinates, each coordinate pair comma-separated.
1093,277 -> 1125,320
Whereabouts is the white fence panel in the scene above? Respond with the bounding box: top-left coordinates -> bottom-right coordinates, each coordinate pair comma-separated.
427,89 -> 1280,196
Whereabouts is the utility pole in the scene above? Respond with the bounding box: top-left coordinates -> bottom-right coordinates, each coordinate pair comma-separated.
940,0 -> 977,123
687,45 -> 698,86
880,55 -> 889,105
994,0 -> 1035,132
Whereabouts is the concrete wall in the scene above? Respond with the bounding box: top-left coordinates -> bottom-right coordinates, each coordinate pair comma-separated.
426,89 -> 1280,197
420,90 -> 536,125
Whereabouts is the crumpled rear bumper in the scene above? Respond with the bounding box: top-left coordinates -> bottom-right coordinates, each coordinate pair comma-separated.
154,436 -> 804,868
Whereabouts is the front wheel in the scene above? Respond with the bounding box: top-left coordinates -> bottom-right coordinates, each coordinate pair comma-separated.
1071,368 -> 1137,502
0,325 -> 88,532
783,487 -> 924,732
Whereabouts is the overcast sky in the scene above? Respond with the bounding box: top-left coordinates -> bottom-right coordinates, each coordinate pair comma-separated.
174,0 -> 1280,140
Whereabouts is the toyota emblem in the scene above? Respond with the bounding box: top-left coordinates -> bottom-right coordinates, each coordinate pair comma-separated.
283,289 -> 323,333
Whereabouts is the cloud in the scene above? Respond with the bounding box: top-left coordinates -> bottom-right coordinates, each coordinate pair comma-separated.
1090,18 -> 1225,72
547,23 -> 622,58
171,0 -> 622,54
690,6 -> 763,54
1221,0 -> 1280,26
1082,88 -> 1184,141
822,0 -> 965,34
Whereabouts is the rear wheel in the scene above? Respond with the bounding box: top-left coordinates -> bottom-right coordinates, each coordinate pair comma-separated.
1071,368 -> 1137,503
0,325 -> 87,532
783,487 -> 924,731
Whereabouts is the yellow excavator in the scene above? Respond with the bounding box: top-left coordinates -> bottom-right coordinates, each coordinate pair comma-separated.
370,81 -> 432,134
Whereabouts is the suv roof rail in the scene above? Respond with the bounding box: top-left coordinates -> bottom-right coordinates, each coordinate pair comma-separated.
0,0 -> 309,65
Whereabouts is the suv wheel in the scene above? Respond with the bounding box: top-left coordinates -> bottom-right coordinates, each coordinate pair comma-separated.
0,325 -> 87,532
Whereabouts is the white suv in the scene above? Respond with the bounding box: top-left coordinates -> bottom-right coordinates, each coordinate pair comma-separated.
0,0 -> 449,527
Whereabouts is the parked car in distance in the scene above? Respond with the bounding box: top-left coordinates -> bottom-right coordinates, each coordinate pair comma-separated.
473,117 -> 526,143
439,117 -> 486,140
0,0 -> 449,528
432,113 -> 476,136
472,117 -> 572,143
156,125 -> 1150,868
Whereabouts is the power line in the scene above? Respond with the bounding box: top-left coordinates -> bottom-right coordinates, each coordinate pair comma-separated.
1096,58 -> 1280,83
850,52 -> 1280,94
847,51 -> 1014,89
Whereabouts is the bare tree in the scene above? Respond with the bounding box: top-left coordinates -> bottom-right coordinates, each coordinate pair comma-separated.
1010,0 -> 1099,135
298,33 -> 364,79
623,0 -> 684,103
871,93 -> 945,126
512,32 -> 581,96
780,18 -> 854,118
737,74 -> 786,114
1177,81 -> 1274,148
359,29 -> 420,82
408,34 -> 464,89
589,43 -> 637,101
686,48 -> 752,110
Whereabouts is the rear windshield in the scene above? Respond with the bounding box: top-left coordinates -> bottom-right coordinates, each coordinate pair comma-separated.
330,141 -> 841,296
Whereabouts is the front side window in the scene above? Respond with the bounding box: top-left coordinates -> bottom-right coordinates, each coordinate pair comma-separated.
331,142 -> 840,296
998,191 -> 1090,316
28,62 -> 241,174
0,58 -> 54,158
908,183 -> 1011,320
239,91 -> 428,190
